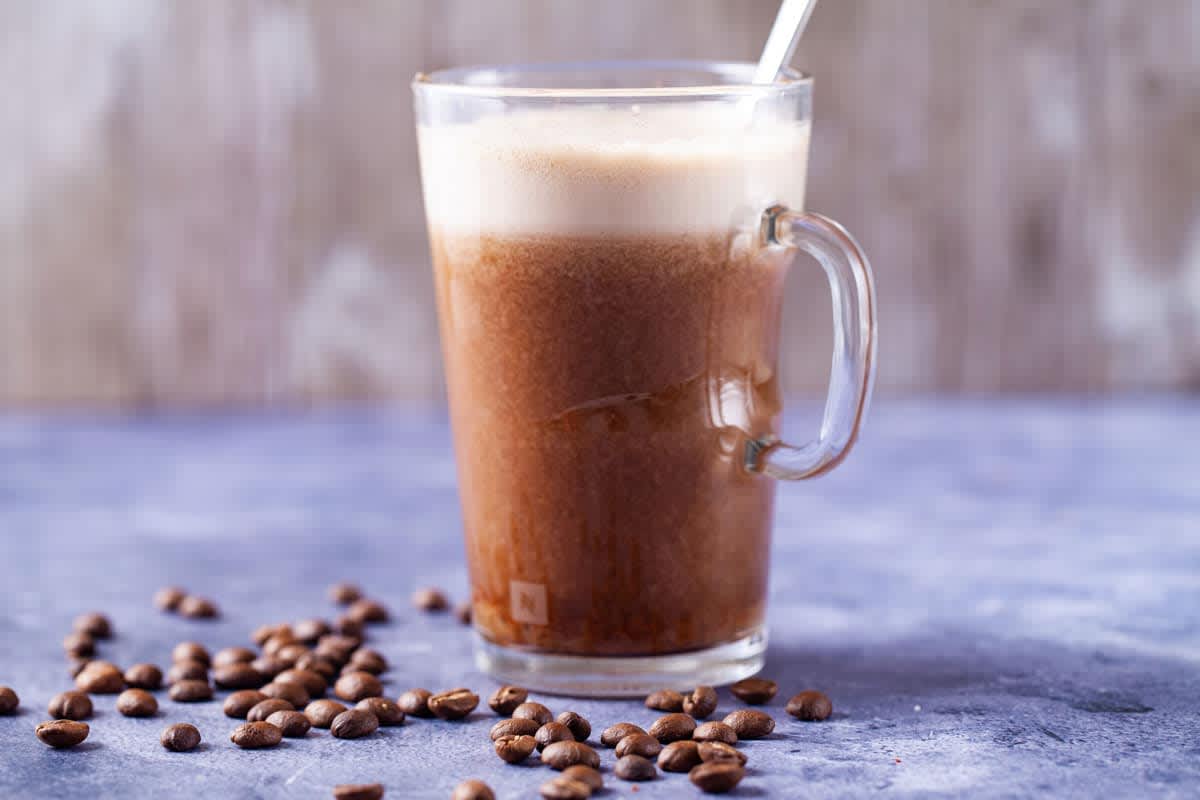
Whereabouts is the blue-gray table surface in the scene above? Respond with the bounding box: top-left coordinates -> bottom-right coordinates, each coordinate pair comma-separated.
0,400 -> 1197,799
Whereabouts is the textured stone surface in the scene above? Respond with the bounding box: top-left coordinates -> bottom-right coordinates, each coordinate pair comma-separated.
0,401 -> 1197,798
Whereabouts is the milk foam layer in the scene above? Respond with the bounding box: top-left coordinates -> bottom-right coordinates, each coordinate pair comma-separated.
418,106 -> 810,236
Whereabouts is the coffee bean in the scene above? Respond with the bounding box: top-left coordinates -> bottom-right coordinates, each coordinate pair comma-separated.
428,688 -> 479,720
48,691 -> 92,720
277,668 -> 328,697
0,687 -> 18,715
263,631 -> 300,656
490,717 -> 540,740
172,642 -> 210,666
294,653 -> 337,681
396,688 -> 433,718
215,663 -> 265,690
555,711 -> 591,742
333,615 -> 366,638
615,732 -> 662,759
698,741 -> 748,766
540,740 -> 600,770
262,681 -> 310,707
212,647 -> 256,668
347,648 -> 387,675
160,722 -> 201,752
62,632 -> 96,658
167,661 -> 208,685
154,586 -> 186,612
72,612 -> 113,639
68,659 -> 91,678
76,662 -> 125,694
334,671 -> 382,703
304,699 -> 348,728
689,762 -> 745,793
535,721 -> 573,751
731,677 -> 777,705
538,778 -> 590,800
693,721 -> 737,744
247,698 -> 294,722
683,685 -> 718,719
512,701 -> 552,726
785,690 -> 833,721
276,643 -> 310,666
231,720 -> 283,749
455,603 -> 472,625
657,740 -> 702,772
645,689 -> 684,712
123,663 -> 163,690
169,679 -> 213,703
346,598 -> 389,624
487,685 -> 527,715
330,708 -> 379,739
560,765 -> 602,791
411,587 -> 448,612
315,635 -> 361,664
328,582 -> 363,605
250,656 -> 289,680
117,688 -> 158,717
36,719 -> 89,748
648,712 -> 696,743
721,709 -> 774,739
251,622 -> 290,647
293,618 -> 331,643
224,690 -> 268,719
179,595 -> 219,619
493,733 -> 537,763
600,722 -> 646,748
332,784 -> 384,800
451,780 -> 494,800
616,754 -> 657,781
266,709 -> 311,737
356,697 -> 404,726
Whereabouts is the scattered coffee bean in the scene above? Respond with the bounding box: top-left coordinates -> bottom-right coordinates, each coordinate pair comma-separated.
615,732 -> 662,759
538,778 -> 590,800
231,720 -> 283,749
76,662 -> 125,694
356,697 -> 404,726
428,687 -> 479,720
0,687 -> 18,715
600,722 -> 646,748
332,784 -> 384,800
657,740 -> 702,772
123,663 -> 163,690
411,587 -> 448,612
512,701 -> 552,726
262,681 -> 310,708
172,642 -> 210,666
698,741 -> 748,766
490,717 -> 540,740
305,699 -> 348,728
72,612 -> 113,639
263,631 -> 300,656
334,615 -> 365,638
68,659 -> 91,678
560,765 -> 602,791
315,635 -> 361,664
346,598 -> 389,624
293,618 -> 331,643
451,780 -> 494,800
616,754 -> 657,781
535,721 -> 574,751
116,688 -> 158,717
294,653 -> 337,681
212,647 -> 256,668
276,643 -> 310,665
224,690 -> 268,719
785,689 -> 833,721
251,623 -> 289,647
487,685 -> 527,715
247,698 -> 294,723
540,740 -> 600,770
154,586 -> 186,612
648,712 -> 696,743
731,677 -> 778,705
48,691 -> 92,721
178,595 -> 219,619
347,648 -> 387,675
722,709 -> 774,739
494,733 -> 537,763
334,671 -> 383,703
689,762 -> 745,793
276,667 -> 327,697
167,661 -> 209,685
266,709 -> 311,737
328,582 -> 363,605
215,663 -> 265,690
555,711 -> 591,742
683,685 -> 718,719
645,689 -> 685,712
396,688 -> 433,718
160,722 -> 201,752
169,679 -> 213,703
693,721 -> 738,744
330,708 -> 379,739
62,632 -> 96,658
36,719 -> 89,748
250,656 -> 289,680
455,603 -> 472,625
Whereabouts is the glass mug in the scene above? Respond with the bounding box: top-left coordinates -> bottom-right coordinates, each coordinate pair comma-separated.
414,61 -> 876,695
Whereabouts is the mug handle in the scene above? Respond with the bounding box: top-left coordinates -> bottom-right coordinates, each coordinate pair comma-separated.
745,205 -> 878,480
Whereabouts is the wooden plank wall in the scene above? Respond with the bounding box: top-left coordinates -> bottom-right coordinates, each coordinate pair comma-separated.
2,0 -> 1198,408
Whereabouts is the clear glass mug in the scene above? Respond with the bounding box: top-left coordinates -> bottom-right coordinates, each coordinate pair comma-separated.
414,61 -> 876,696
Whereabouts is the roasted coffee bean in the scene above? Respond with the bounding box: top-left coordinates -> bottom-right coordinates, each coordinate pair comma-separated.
535,721 -> 574,751
657,740 -> 702,772
223,690 -> 268,719
293,618 -> 330,643
683,685 -> 718,719
179,595 -> 219,619
411,587 -> 448,612
694,721 -> 738,744
538,778 -> 590,800
428,688 -> 479,720
316,635 -> 361,664
332,784 -> 384,800
167,661 -> 208,685
490,717 -> 540,740
305,699 -> 348,728
116,688 -> 158,717
346,598 -> 389,624
540,740 -> 600,770
48,691 -> 92,721
154,586 -> 186,612
645,689 -> 685,712
68,659 -> 91,678
262,680 -> 310,708
512,701 -> 552,726
169,679 -> 213,703
36,719 -> 89,748
250,656 -> 289,680
266,709 -> 311,737
333,614 -> 365,638
356,697 -> 404,726
615,732 -> 662,759
76,662 -> 125,694
330,708 -> 379,739
451,780 -> 494,800
231,720 -> 282,749
493,733 -> 537,763
215,663 -> 265,690
124,663 -> 163,690
396,688 -> 433,718
347,648 -> 387,675
560,765 -> 602,791
63,632 -> 96,658
600,722 -> 646,748
334,671 -> 382,703
648,712 -> 696,743
72,612 -> 113,639
698,741 -> 748,766
689,762 -> 745,793
487,685 -> 527,715
212,647 -> 256,668
294,653 -> 337,681
730,677 -> 778,705
277,668 -> 327,697
328,582 -> 363,605
785,690 -> 833,721
455,603 -> 472,625
555,711 -> 591,742
276,644 -> 310,666
263,631 -> 300,656
722,709 -> 774,739
0,686 -> 18,715
615,754 -> 657,781
160,722 -> 201,752
172,642 -> 210,666
251,622 -> 289,647
247,698 -> 294,723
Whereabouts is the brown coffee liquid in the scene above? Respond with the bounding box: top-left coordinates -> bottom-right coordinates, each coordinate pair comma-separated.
432,229 -> 789,657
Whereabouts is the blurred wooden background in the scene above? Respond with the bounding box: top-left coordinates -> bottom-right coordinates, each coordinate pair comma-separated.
3,0 -> 1198,409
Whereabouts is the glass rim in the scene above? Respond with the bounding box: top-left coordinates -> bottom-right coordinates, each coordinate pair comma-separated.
413,59 -> 811,99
